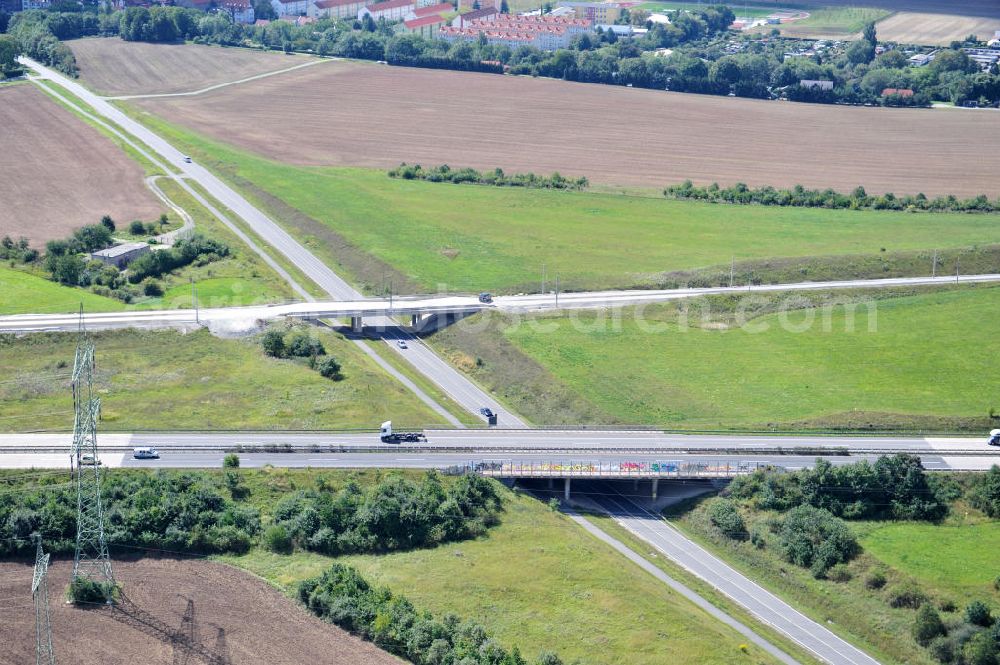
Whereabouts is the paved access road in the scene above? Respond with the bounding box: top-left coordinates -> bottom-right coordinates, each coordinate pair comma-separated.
597,491 -> 881,665
20,57 -> 524,429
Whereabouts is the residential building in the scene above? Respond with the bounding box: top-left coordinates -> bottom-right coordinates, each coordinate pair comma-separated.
595,23 -> 643,38
358,0 -> 414,22
406,1 -> 452,18
310,0 -> 365,18
452,5 -> 497,27
403,12 -> 448,37
90,243 -> 150,269
438,14 -> 591,50
182,0 -> 256,22
20,0 -> 50,9
881,87 -> 914,98
555,1 -> 621,24
272,0 -> 309,15
962,47 -> 1000,70
799,79 -> 833,91
908,52 -> 935,67
457,0 -> 496,9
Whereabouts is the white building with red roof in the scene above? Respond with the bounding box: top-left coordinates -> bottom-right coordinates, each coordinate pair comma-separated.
358,0 -> 414,21
439,13 -> 591,49
309,0 -> 366,18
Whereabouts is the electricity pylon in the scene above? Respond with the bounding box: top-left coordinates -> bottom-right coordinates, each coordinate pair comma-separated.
32,536 -> 55,665
70,311 -> 114,592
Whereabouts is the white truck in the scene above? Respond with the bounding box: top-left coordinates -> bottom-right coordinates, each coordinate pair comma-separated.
989,429 -> 1000,446
379,421 -> 426,444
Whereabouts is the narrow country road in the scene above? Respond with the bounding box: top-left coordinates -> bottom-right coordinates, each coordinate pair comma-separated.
596,491 -> 881,665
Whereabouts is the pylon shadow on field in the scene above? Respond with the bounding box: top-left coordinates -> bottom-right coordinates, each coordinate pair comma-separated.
98,592 -> 232,665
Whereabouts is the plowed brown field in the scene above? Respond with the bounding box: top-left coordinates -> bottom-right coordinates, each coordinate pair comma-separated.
70,38 -> 315,97
0,558 -> 402,665
0,84 -> 162,247
135,61 -> 1000,196
874,11 -> 1000,45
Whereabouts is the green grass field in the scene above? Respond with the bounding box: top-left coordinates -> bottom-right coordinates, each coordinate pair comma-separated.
639,2 -> 777,17
0,265 -> 126,315
861,522 -> 1000,597
224,489 -> 784,665
0,327 -> 442,431
117,109 -> 1000,294
778,7 -> 892,36
483,286 -> 1000,429
665,478 -> 1000,665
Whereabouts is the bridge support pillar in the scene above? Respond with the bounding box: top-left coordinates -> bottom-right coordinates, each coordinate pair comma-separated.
411,314 -> 420,328
351,316 -> 363,333
547,478 -> 554,490
564,478 -> 571,501
633,479 -> 639,491
651,479 -> 659,500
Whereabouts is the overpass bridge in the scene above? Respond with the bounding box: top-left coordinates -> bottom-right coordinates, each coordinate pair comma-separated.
5,272 -> 1000,334
463,459 -> 774,500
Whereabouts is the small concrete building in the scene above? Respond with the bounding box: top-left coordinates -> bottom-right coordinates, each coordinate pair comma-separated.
90,242 -> 150,269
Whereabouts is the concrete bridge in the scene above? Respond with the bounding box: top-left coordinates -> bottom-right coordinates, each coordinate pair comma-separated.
467,459 -> 775,500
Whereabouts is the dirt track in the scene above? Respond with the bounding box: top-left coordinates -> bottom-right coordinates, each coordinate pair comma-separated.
70,38 -> 315,97
0,558 -> 402,665
0,84 -> 162,247
137,61 -> 1000,196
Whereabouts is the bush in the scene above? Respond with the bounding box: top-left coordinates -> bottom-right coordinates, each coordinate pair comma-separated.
888,582 -> 928,609
264,524 -> 292,553
708,498 -> 747,540
963,631 -> 999,665
287,333 -> 325,358
726,455 -> 948,522
126,234 -> 229,283
315,357 -> 343,380
142,280 -> 163,297
928,635 -> 955,663
966,600 -> 995,627
67,577 -> 119,605
129,220 -> 146,235
223,453 -> 240,468
971,466 -> 1000,518
865,570 -> 887,590
260,330 -> 285,358
299,564 -> 553,665
827,563 -> 852,583
777,505 -> 859,577
913,603 -> 947,646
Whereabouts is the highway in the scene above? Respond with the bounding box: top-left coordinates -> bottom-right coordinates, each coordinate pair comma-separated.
1,430 -> 997,471
20,57 -> 526,429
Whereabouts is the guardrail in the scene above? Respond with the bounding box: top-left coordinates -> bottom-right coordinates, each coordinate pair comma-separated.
1,445 -> 998,457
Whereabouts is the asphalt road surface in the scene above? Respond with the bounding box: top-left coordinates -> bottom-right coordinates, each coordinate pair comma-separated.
597,489 -> 881,665
20,57 -> 525,429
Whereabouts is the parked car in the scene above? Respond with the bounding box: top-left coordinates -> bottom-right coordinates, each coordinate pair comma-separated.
133,447 -> 160,459
989,429 -> 1000,446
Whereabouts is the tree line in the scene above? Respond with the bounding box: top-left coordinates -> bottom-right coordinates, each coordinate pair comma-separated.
0,469 -> 505,559
664,181 -> 1000,213
298,563 -> 566,665
7,4 -> 999,107
388,164 -> 589,190
262,472 -> 503,556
